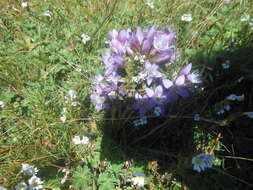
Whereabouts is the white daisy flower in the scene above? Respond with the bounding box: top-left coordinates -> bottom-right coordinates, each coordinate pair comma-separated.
132,173 -> 145,187
81,34 -> 91,44
28,176 -> 43,190
15,181 -> 28,190
72,136 -> 89,145
21,2 -> 28,7
20,164 -> 39,176
0,101 -> 5,108
181,14 -> 192,22
192,153 -> 214,172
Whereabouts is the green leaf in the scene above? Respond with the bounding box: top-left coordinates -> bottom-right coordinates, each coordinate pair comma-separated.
99,181 -> 116,190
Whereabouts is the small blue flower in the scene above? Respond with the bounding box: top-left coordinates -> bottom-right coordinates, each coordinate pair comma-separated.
216,109 -> 225,115
133,117 -> 147,127
194,114 -> 200,121
224,105 -> 231,111
192,153 -> 214,172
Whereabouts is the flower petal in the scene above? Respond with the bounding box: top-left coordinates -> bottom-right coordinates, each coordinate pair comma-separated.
175,75 -> 185,86
146,88 -> 154,98
162,79 -> 173,89
180,63 -> 192,75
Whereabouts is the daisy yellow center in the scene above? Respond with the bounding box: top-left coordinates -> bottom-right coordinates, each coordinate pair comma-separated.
194,158 -> 202,165
32,181 -> 38,187
20,185 -> 25,190
137,176 -> 143,180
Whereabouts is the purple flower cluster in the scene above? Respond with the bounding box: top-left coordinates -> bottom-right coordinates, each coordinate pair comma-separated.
90,26 -> 200,117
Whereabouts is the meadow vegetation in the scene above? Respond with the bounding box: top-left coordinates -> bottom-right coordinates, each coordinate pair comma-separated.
0,0 -> 253,189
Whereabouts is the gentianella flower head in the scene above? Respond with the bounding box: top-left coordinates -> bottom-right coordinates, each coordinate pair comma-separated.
28,176 -> 43,190
20,164 -> 39,176
90,26 -> 198,119
131,173 -> 145,187
192,153 -> 214,172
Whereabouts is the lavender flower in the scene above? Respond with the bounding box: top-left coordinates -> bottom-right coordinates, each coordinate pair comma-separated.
90,26 -> 197,118
108,29 -> 133,55
139,62 -> 163,85
132,93 -> 149,117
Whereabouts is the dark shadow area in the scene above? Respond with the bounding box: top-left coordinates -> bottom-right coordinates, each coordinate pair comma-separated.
182,44 -> 253,190
97,42 -> 253,189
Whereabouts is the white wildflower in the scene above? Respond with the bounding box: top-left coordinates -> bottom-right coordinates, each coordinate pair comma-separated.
68,90 -> 77,100
21,2 -> 28,7
15,181 -> 28,190
20,164 -> 39,176
75,67 -> 82,72
134,55 -> 146,63
188,71 -> 202,84
71,101 -> 77,106
181,14 -> 192,22
108,91 -> 117,100
28,176 -> 43,190
0,101 -> 5,108
81,33 -> 90,44
240,15 -> 250,22
132,173 -> 145,187
61,168 -> 70,184
12,7 -> 20,12
43,10 -> 52,17
72,135 -> 89,145
60,115 -> 67,123
146,0 -> 154,9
